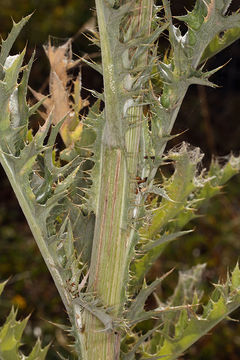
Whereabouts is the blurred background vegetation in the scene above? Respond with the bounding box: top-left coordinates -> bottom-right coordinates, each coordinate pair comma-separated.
0,0 -> 240,359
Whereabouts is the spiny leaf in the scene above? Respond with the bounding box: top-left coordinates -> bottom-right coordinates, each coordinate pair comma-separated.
31,38 -> 88,147
4,49 -> 26,95
0,14 -> 31,79
0,280 -> 8,297
80,56 -> 103,75
27,339 -> 50,360
169,264 -> 206,307
231,263 -> 240,291
174,0 -> 240,68
130,143 -> 203,286
143,264 -> 240,360
141,230 -> 193,252
0,299 -> 48,360
122,325 -> 163,360
127,270 -> 173,323
201,27 -> 240,63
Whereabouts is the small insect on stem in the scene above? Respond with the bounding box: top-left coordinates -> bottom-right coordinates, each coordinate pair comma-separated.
135,176 -> 147,194
80,323 -> 85,333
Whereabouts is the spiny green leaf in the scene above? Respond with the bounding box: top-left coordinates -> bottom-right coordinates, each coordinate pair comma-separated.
131,151 -> 240,289
174,0 -> 240,68
142,230 -> 193,252
145,142 -> 203,239
0,280 -> 8,297
27,339 -> 50,360
17,51 -> 35,127
127,270 -> 173,323
0,298 -> 48,360
201,27 -> 240,63
80,57 -> 103,75
143,264 -> 240,360
169,264 -> 206,307
122,325 -> 162,360
3,50 -> 26,95
231,263 -> 240,291
0,14 -> 31,79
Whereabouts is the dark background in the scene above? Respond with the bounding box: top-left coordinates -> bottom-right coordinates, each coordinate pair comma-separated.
0,1 -> 240,359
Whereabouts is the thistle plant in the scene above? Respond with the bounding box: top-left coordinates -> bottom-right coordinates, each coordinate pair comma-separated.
1,1 -> 240,359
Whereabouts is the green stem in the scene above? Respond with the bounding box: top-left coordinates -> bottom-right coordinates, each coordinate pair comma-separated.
77,1 -> 153,359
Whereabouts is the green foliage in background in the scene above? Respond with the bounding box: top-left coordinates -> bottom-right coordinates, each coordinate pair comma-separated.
0,0 -> 95,45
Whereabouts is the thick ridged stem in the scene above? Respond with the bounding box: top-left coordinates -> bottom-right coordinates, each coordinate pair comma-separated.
79,148 -> 129,359
76,1 -> 153,359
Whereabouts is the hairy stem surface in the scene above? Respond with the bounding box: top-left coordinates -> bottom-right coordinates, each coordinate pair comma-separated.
77,1 -> 153,359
